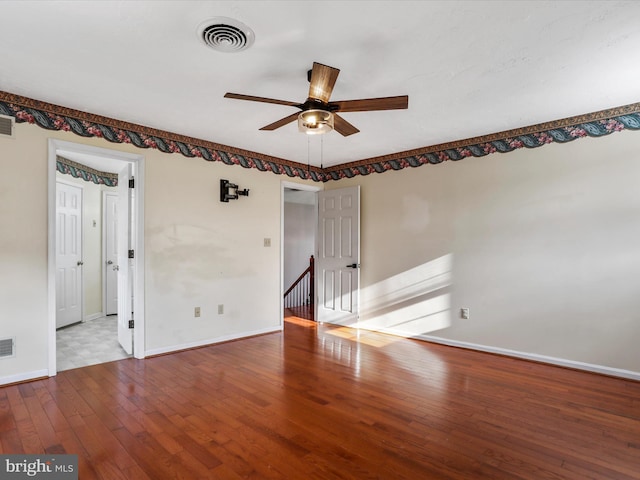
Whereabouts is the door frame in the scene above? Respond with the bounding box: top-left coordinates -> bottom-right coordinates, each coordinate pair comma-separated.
47,139 -> 146,376
102,190 -> 118,316
281,181 -> 322,324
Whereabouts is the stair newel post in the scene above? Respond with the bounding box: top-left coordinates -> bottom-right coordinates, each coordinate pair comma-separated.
309,255 -> 315,307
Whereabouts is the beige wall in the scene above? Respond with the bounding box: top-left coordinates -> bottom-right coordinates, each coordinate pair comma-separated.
144,149 -> 283,352
3,117 -> 640,383
0,122 -> 311,384
330,130 -> 640,376
0,122 -> 49,380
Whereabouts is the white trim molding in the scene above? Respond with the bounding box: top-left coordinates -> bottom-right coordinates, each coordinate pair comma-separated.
361,325 -> 640,381
1,369 -> 49,387
145,326 -> 282,358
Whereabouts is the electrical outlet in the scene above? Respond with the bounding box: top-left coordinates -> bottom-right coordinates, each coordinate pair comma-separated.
460,308 -> 469,319
264,238 -> 271,247
194,307 -> 201,317
218,304 -> 224,315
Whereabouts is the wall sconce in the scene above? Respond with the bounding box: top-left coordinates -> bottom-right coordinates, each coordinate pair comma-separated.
220,179 -> 250,202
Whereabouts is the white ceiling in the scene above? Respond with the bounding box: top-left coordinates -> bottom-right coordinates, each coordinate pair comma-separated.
56,149 -> 129,174
2,1 -> 640,168
284,188 -> 316,206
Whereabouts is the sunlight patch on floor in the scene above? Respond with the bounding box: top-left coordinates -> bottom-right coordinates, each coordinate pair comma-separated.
324,325 -> 404,348
283,315 -> 316,327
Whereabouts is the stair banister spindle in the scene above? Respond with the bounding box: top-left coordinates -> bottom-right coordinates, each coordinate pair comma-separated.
284,255 -> 315,320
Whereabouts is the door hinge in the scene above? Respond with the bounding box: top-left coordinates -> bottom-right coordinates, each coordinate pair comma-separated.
128,249 -> 134,259
128,319 -> 134,329
129,177 -> 135,188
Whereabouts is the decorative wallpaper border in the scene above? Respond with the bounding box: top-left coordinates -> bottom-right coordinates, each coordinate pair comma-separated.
324,104 -> 640,180
56,156 -> 118,186
1,90 -> 639,183
0,91 -> 325,182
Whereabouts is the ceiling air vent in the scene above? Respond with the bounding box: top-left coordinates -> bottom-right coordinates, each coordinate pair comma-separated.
0,114 -> 15,138
0,337 -> 14,359
197,17 -> 255,53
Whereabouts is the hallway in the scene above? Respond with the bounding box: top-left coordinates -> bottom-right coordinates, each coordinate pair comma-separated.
56,316 -> 131,371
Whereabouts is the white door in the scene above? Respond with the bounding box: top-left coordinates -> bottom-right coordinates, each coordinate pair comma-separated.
104,192 -> 118,315
56,182 -> 83,328
316,186 -> 360,324
117,165 -> 133,354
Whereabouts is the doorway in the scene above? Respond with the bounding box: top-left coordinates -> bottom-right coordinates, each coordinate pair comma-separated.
54,173 -> 124,371
281,181 -> 321,322
47,139 -> 145,375
281,182 -> 362,326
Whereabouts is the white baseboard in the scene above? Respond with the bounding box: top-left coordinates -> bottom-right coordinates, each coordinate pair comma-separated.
84,312 -> 103,322
355,325 -> 640,381
0,369 -> 49,387
145,325 -> 283,357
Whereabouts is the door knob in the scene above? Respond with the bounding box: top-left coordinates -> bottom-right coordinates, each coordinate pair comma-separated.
346,263 -> 360,268
107,260 -> 113,265
77,261 -> 84,266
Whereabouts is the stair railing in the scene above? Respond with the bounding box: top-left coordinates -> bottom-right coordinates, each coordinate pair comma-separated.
284,255 -> 314,314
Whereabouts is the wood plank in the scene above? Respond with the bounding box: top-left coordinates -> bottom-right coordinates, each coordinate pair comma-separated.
1,315 -> 639,478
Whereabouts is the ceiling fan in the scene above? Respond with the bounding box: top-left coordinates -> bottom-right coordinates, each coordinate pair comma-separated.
224,62 -> 408,136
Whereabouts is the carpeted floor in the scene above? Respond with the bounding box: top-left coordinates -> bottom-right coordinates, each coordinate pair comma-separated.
56,315 -> 131,371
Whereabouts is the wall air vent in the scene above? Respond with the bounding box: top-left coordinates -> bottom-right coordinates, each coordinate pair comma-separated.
0,114 -> 15,138
197,17 -> 255,53
0,337 -> 15,359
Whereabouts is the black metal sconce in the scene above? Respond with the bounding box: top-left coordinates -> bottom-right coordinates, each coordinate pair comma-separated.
220,179 -> 250,202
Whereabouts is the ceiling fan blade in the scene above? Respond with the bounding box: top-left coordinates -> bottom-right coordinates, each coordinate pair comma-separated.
308,62 -> 340,104
259,112 -> 300,131
333,114 -> 360,137
330,95 -> 409,112
224,92 -> 301,107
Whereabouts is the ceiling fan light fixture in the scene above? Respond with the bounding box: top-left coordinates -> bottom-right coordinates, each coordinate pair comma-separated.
298,109 -> 334,135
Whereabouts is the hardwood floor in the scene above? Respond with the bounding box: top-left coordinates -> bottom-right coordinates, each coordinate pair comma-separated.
2,314 -> 640,479
284,305 -> 314,321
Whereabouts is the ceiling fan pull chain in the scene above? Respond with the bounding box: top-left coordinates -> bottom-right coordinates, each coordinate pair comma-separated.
307,136 -> 311,175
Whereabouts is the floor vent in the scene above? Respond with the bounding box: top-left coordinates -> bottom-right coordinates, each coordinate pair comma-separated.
0,114 -> 15,138
0,337 -> 15,358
